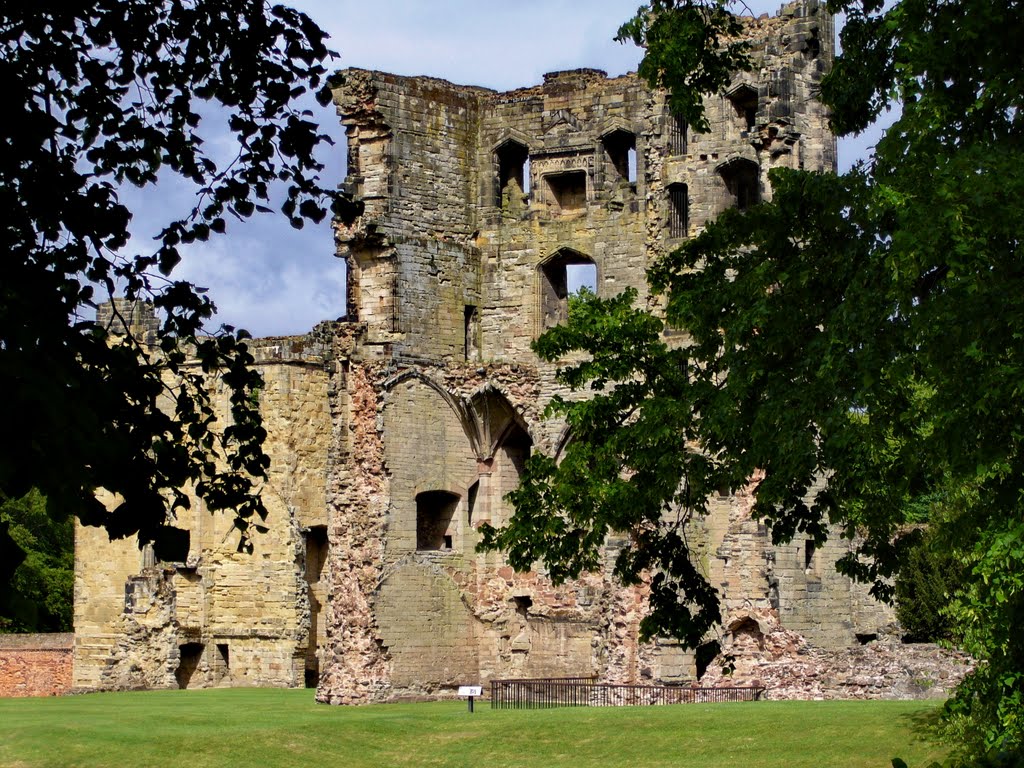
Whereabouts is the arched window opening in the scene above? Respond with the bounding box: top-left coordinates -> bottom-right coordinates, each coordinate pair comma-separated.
495,140 -> 529,207
719,159 -> 759,211
603,129 -> 637,185
727,84 -> 759,134
729,617 -> 766,653
540,250 -> 596,329
695,639 -> 721,682
667,183 -> 689,238
416,490 -> 460,551
499,422 -> 532,477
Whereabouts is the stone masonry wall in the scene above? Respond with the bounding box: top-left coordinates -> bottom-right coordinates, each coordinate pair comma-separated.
0,634 -> 73,698
316,0 -> 937,704
75,320 -> 336,692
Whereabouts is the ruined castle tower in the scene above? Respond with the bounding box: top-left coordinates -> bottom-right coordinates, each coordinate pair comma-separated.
74,1 -> 907,702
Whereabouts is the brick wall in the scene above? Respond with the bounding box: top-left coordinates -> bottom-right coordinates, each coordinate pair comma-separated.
0,633 -> 73,697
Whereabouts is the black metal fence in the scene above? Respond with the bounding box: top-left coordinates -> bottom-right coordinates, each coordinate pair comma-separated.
490,677 -> 765,709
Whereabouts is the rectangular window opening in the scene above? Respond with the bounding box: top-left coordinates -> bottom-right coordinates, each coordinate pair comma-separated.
669,115 -> 688,155
804,540 -> 816,572
545,171 -> 587,211
668,183 -> 689,238
603,131 -> 637,186
304,526 -> 329,584
496,142 -> 529,207
464,305 -> 479,361
417,491 -> 459,551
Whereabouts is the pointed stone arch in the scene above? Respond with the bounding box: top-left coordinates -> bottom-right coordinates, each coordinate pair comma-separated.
599,120 -> 638,185
726,82 -> 759,133
538,247 -> 598,331
383,371 -> 535,463
492,133 -> 531,206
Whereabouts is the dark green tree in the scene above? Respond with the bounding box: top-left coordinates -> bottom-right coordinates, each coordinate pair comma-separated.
0,1 -> 358,561
893,528 -> 964,645
482,0 -> 1024,760
0,490 -> 74,633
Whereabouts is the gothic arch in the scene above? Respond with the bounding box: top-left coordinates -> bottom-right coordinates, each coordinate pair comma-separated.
382,371 -> 535,462
537,247 -> 598,331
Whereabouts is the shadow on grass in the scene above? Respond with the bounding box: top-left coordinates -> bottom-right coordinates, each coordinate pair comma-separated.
895,705 -> 949,767
900,703 -> 945,741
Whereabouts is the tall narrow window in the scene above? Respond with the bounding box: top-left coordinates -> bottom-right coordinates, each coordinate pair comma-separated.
727,85 -> 759,135
668,183 -> 689,238
466,481 -> 479,527
216,643 -> 230,678
464,305 -> 479,361
602,129 -> 637,184
304,526 -> 328,583
495,140 -> 529,207
668,114 -> 687,155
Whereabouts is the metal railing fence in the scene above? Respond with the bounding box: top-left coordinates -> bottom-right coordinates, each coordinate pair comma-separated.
490,677 -> 765,709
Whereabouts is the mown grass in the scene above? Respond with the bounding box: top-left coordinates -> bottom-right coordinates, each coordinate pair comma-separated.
0,688 -> 948,768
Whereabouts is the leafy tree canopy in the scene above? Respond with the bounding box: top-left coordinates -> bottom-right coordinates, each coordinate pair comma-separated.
0,0 -> 358,561
482,0 -> 1024,759
0,490 -> 74,633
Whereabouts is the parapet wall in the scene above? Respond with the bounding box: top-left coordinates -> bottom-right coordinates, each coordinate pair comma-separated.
0,633 -> 73,697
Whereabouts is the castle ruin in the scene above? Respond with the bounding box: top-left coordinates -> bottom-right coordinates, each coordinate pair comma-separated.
72,1 -> 969,702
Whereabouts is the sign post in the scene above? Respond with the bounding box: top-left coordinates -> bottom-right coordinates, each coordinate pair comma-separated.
458,685 -> 483,713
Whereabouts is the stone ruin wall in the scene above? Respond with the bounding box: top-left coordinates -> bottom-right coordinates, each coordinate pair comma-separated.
73,316 -> 338,691
71,0 -> 966,702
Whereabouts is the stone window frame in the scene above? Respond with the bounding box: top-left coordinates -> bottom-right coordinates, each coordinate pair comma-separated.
600,127 -> 637,187
668,113 -> 688,156
667,182 -> 689,239
493,135 -> 530,208
717,157 -> 761,212
537,247 -> 598,333
726,83 -> 759,138
542,169 -> 588,212
414,490 -> 463,552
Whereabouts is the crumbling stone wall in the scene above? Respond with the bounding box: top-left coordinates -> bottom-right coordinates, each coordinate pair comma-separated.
317,0 -> 904,704
74,319 -> 337,691
75,0 -> 966,703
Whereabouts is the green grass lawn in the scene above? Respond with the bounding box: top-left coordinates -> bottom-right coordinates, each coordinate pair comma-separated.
0,688 -> 949,768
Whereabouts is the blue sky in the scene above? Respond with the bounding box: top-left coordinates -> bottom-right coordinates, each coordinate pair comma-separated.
128,1 -> 885,338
